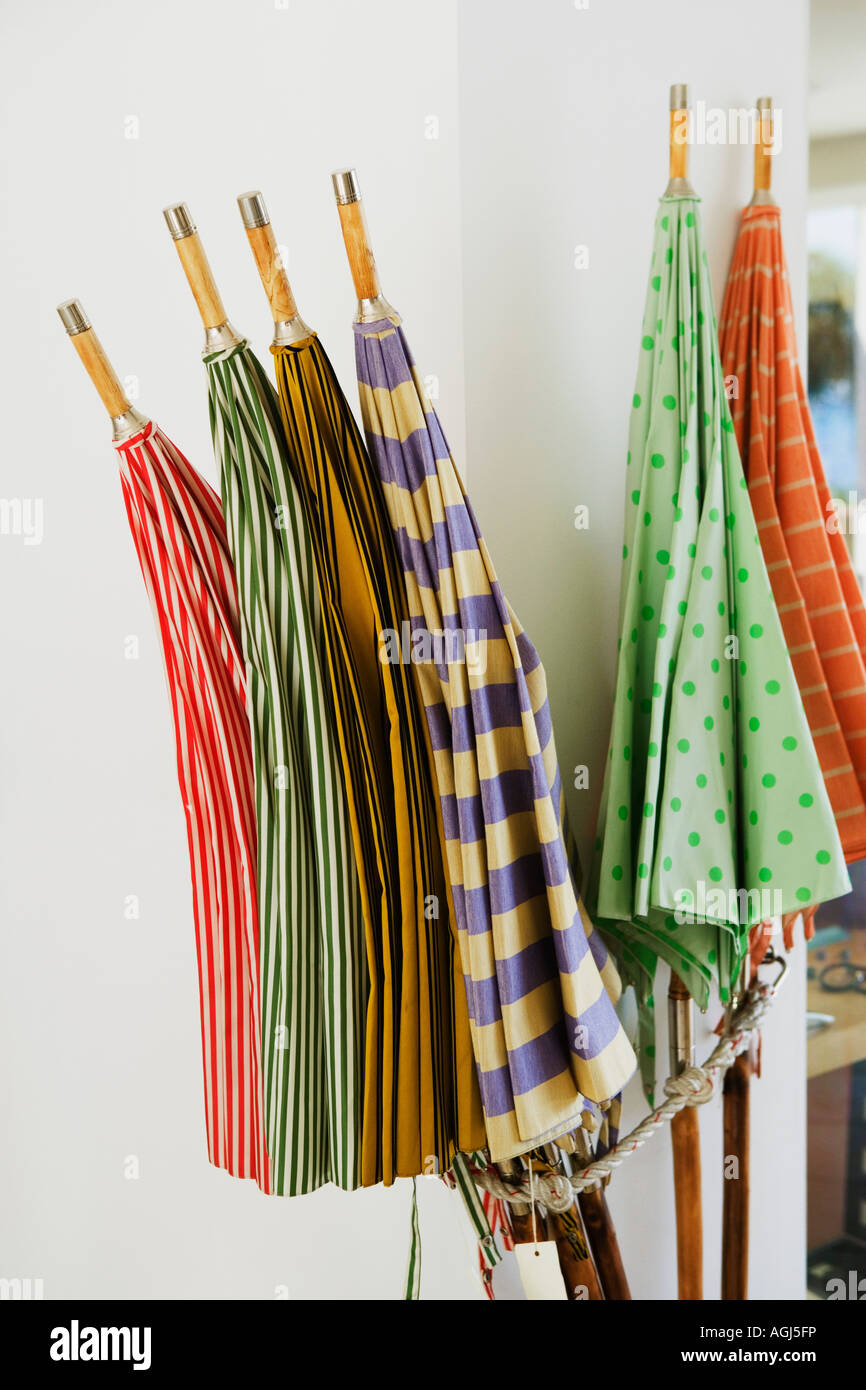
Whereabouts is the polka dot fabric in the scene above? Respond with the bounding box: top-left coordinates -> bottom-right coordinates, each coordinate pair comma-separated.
587,197 -> 850,1094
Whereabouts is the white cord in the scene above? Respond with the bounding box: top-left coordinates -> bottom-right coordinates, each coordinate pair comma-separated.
474,978 -> 775,1213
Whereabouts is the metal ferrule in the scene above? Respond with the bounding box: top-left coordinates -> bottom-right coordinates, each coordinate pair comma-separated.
237,190 -> 269,229
663,176 -> 697,198
670,82 -> 690,111
749,188 -> 777,207
273,314 -> 314,347
668,994 -> 694,1076
163,202 -> 196,241
110,407 -> 149,443
756,95 -> 772,114
571,1128 -> 593,1164
202,321 -> 244,356
354,294 -> 399,325
497,1158 -> 530,1216
332,168 -> 361,205
57,298 -> 91,335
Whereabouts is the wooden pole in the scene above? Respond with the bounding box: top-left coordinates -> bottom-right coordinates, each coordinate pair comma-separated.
754,97 -> 773,194
669,968 -> 703,1299
237,191 -> 300,324
539,1146 -> 604,1300
669,81 -> 690,182
57,300 -> 131,418
163,203 -> 228,329
332,168 -> 382,302
572,1130 -> 632,1299
721,1050 -> 751,1299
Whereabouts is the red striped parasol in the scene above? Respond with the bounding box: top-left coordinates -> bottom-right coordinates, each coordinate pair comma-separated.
58,300 -> 269,1190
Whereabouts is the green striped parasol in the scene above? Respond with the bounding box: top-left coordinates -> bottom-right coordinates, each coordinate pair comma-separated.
165,202 -> 366,1195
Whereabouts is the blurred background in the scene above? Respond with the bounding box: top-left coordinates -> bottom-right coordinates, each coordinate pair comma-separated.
805,0 -> 866,1302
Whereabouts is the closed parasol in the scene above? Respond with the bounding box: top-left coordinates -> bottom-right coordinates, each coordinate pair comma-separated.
717,97 -> 866,1300
587,85 -> 850,1298
58,300 -> 269,1191
332,168 -> 636,1169
163,203 -> 366,1194
236,189 -> 484,1182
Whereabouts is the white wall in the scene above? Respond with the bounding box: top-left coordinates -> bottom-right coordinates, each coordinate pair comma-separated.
1,0 -> 811,1302
0,0 -> 478,1301
457,0 -> 810,1300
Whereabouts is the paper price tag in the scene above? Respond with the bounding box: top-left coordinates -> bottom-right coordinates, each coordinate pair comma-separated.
514,1241 -> 569,1300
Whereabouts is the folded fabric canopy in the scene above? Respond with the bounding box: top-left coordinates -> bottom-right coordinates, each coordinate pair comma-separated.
205,336 -> 367,1194
587,190 -> 850,1095
271,328 -> 485,1181
118,418 -> 269,1189
351,302 -> 636,1159
720,201 -> 866,879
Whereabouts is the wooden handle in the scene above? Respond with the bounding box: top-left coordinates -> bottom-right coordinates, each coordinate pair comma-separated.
754,109 -> 773,193
578,1187 -> 632,1300
68,327 -> 130,418
549,1203 -> 604,1301
671,1107 -> 703,1299
245,222 -> 298,323
668,966 -> 702,1297
337,198 -> 381,301
509,1204 -> 550,1247
173,231 -> 227,329
721,1051 -> 751,1300
670,107 -> 689,181
669,970 -> 690,1002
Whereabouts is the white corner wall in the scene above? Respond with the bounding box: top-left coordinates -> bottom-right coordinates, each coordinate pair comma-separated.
0,0 -> 810,1302
0,0 -> 478,1302
457,0 -> 810,1300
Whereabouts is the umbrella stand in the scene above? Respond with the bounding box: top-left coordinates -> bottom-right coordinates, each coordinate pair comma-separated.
571,1130 -> 632,1299
669,967 -> 702,1299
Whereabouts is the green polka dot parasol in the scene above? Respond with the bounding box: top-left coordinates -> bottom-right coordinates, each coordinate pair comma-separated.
587,194 -> 851,1098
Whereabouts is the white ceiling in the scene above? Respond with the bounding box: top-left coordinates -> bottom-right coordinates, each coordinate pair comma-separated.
810,0 -> 866,137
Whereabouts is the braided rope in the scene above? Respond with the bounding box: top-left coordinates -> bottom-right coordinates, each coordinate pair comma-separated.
474,978 -> 776,1212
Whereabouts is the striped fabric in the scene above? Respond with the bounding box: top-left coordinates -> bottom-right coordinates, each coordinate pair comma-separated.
204,340 -> 366,1194
115,420 -> 269,1190
353,315 -> 636,1162
719,205 -> 866,867
404,1179 -> 422,1299
271,335 -> 484,1184
448,1151 -> 506,1297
